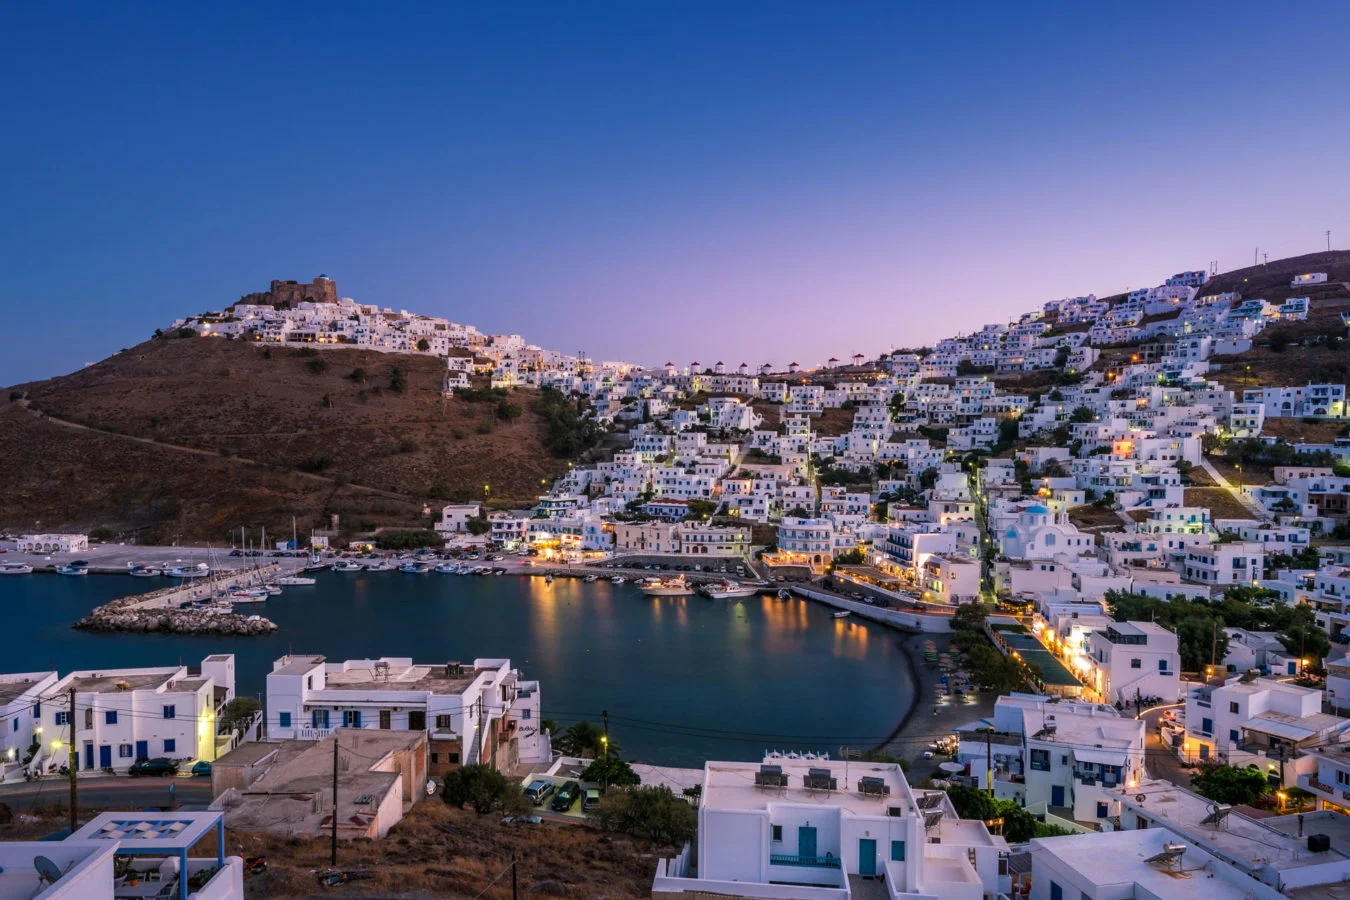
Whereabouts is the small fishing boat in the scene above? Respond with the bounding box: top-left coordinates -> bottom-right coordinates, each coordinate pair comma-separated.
434,563 -> 459,574
776,588 -> 791,600
544,573 -> 554,584
276,575 -> 316,586
303,557 -> 330,572
833,610 -> 851,619
0,562 -> 33,575
128,564 -> 160,577
584,574 -> 598,583
56,561 -> 90,576
262,583 -> 284,595
610,575 -> 626,584
166,563 -> 210,578
399,561 -> 431,574
332,559 -> 365,573
365,559 -> 398,572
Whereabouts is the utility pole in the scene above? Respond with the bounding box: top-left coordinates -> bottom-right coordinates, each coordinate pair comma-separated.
511,852 -> 518,900
67,686 -> 77,834
984,726 -> 993,798
1328,230 -> 1333,253
331,734 -> 339,866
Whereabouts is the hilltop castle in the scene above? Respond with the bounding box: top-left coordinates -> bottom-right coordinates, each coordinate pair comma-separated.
237,275 -> 338,308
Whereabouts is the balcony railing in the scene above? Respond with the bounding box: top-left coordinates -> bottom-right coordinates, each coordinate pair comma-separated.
769,854 -> 842,869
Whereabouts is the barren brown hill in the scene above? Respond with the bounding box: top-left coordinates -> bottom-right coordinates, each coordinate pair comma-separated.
2,337 -> 575,542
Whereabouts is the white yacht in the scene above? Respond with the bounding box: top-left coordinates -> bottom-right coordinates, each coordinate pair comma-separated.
701,579 -> 758,599
639,575 -> 693,597
276,575 -> 316,586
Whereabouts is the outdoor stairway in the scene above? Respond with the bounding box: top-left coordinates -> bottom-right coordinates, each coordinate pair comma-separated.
847,874 -> 890,900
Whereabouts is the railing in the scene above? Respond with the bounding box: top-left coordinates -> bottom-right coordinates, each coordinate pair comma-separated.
297,726 -> 334,741
769,854 -> 842,869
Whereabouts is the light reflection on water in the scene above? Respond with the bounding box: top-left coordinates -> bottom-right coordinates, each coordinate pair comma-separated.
1,573 -> 912,766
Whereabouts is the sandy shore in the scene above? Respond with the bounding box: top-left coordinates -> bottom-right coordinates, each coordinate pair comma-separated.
874,631 -> 997,783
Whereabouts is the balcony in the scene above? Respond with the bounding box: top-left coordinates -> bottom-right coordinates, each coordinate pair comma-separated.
769,854 -> 842,869
297,725 -> 334,740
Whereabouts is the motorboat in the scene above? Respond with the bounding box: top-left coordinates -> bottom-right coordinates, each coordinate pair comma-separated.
228,590 -> 268,603
303,557 -> 331,572
128,564 -> 160,577
166,563 -> 210,578
639,575 -> 693,597
833,610 -> 851,619
56,561 -> 90,576
583,574 -> 598,583
261,583 -> 284,595
776,588 -> 791,601
365,559 -> 398,572
332,559 -> 365,573
434,563 -> 459,574
0,562 -> 33,575
276,575 -> 316,586
544,573 -> 554,584
701,579 -> 758,599
610,575 -> 626,584
399,561 -> 431,574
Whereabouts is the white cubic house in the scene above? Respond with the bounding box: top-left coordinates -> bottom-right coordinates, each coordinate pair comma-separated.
31,655 -> 235,776
1082,622 -> 1181,706
652,757 -> 1010,900
0,671 -> 58,773
265,655 -> 545,778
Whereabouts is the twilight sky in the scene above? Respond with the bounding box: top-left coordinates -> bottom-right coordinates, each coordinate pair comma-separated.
4,2 -> 1350,384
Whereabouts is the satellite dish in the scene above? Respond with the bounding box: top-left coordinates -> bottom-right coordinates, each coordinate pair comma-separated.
1136,794 -> 1146,804
425,779 -> 437,796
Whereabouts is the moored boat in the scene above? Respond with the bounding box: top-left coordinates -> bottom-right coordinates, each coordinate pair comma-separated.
701,579 -> 758,599
610,575 -> 626,584
128,564 -> 160,577
399,561 -> 430,574
56,561 -> 90,576
640,575 -> 693,597
833,610 -> 851,619
166,562 -> 210,578
332,559 -> 365,573
0,562 -> 33,575
276,575 -> 316,586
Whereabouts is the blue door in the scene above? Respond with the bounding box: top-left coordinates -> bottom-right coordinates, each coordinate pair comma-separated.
1051,785 -> 1065,807
1289,661 -> 1298,675
858,838 -> 877,877
135,740 -> 148,760
83,743 -> 93,770
798,826 -> 817,861
99,745 -> 112,768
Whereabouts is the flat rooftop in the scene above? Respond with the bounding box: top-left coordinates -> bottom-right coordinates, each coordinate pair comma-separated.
0,673 -> 52,706
703,760 -> 915,818
1032,829 -> 1269,900
1125,780 -> 1350,871
64,669 -> 178,693
321,662 -> 478,693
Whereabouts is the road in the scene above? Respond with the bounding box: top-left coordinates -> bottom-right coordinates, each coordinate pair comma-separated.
0,776 -> 213,811
1137,704 -> 1191,786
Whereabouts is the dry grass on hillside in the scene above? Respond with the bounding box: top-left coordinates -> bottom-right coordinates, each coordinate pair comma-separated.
1255,418 -> 1348,444
1185,488 -> 1253,520
3,337 -> 574,540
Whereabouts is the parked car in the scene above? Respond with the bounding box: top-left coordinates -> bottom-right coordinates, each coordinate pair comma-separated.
550,780 -> 581,812
525,780 -> 555,806
129,758 -> 179,777
190,761 -> 212,777
581,788 -> 601,813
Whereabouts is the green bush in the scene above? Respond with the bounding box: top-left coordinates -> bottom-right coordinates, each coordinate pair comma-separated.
441,765 -> 527,816
590,786 -> 695,844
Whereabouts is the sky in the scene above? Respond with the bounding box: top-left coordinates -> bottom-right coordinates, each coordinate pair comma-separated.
4,1 -> 1350,384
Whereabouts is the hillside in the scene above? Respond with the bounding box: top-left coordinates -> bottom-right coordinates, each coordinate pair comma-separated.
1,337 -> 574,542
1203,250 -> 1350,391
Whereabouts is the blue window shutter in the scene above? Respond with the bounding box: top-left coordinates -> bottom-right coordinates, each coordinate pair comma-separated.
105,711 -> 118,725
163,738 -> 176,753
163,705 -> 175,720
279,712 -> 291,728
890,840 -> 905,861
1050,882 -> 1063,900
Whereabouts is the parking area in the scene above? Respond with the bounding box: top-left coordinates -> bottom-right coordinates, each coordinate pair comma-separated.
520,772 -> 600,821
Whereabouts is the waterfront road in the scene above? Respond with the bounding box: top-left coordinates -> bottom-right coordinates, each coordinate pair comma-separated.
0,776 -> 213,811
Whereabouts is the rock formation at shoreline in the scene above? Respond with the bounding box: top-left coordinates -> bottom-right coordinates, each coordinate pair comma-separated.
74,594 -> 277,636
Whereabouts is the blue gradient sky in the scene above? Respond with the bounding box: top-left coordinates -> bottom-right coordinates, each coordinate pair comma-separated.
4,2 -> 1350,383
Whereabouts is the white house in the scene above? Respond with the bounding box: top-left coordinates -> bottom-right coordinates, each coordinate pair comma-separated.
16,533 -> 89,553
0,671 -> 58,773
1083,622 -> 1181,706
434,503 -> 482,534
652,757 -> 1009,900
1181,541 -> 1264,586
32,655 -> 235,776
1000,506 -> 1094,561
265,655 -> 545,778
1184,675 -> 1337,766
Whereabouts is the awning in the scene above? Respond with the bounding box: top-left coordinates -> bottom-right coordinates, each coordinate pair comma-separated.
1072,747 -> 1128,766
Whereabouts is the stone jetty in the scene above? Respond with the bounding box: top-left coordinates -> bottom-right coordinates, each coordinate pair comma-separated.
74,580 -> 279,636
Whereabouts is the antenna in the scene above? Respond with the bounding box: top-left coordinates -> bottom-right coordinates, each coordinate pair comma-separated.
1329,230 -> 1333,253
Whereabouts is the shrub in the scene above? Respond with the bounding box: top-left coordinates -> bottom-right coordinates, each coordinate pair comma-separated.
441,765 -> 527,816
476,420 -> 493,435
306,358 -> 329,375
590,786 -> 695,844
397,438 -> 419,454
581,757 -> 641,787
348,367 -> 367,383
389,368 -> 407,394
298,455 -> 334,473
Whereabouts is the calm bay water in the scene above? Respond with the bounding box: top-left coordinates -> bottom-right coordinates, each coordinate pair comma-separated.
0,572 -> 912,766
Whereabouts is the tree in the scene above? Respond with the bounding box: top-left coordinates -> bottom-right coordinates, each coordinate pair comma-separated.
952,602 -> 991,633
786,506 -> 810,519
348,367 -> 367,383
306,357 -> 329,375
465,516 -> 491,536
416,337 -> 431,352
919,467 -> 940,490
1280,621 -> 1331,666
220,697 -> 261,735
1190,765 -> 1269,805
590,786 -> 696,844
496,399 -> 523,421
582,756 -> 641,787
554,720 -> 617,758
1068,406 -> 1094,423
442,764 -> 528,815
